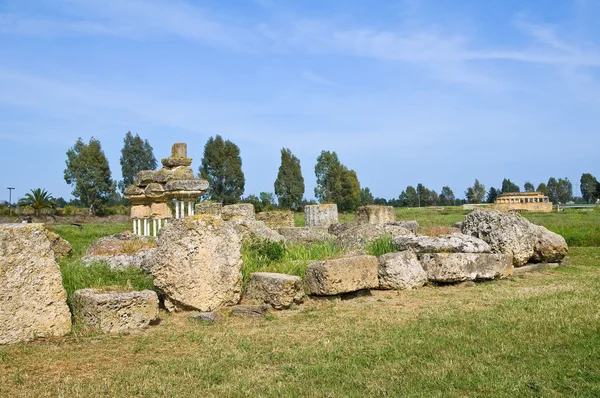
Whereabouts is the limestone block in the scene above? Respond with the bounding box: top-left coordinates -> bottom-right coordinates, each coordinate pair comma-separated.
151,217 -> 243,312
124,185 -> 145,196
195,202 -> 223,216
277,227 -> 334,245
0,224 -> 71,345
161,157 -> 192,168
230,305 -> 269,318
165,179 -> 209,192
222,203 -> 255,221
305,255 -> 379,296
393,233 -> 490,253
378,251 -> 427,290
419,253 -> 513,282
304,204 -> 338,227
388,221 -> 420,234
329,223 -> 413,251
135,170 -> 157,186
151,202 -> 172,219
145,183 -> 165,200
171,142 -> 187,158
131,204 -> 151,219
356,206 -> 396,224
46,230 -> 72,259
228,219 -> 285,243
154,166 -> 195,183
71,288 -> 159,333
244,272 -> 304,309
256,211 -> 294,229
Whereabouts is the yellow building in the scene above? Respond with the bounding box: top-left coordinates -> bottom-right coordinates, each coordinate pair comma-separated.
493,192 -> 552,212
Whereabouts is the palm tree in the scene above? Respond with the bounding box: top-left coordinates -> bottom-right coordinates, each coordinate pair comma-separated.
19,188 -> 55,217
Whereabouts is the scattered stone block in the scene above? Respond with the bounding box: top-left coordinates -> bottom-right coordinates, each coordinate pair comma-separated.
195,201 -> 223,216
277,227 -> 334,245
256,211 -> 294,229
244,272 -> 304,309
329,223 -> 413,251
419,253 -> 513,283
513,262 -> 561,275
222,203 -> 256,221
0,224 -> 72,345
388,221 -> 420,234
228,218 -> 285,243
189,311 -> 221,322
393,233 -> 490,253
230,305 -> 269,318
378,251 -> 427,290
71,288 -> 159,333
151,217 -> 243,312
356,206 -> 396,224
304,204 -> 338,227
305,255 -> 379,296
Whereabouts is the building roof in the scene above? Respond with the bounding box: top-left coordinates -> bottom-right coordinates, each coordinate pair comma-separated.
497,192 -> 546,197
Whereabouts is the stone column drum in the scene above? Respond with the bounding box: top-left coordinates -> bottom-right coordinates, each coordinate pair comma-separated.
304,204 -> 338,227
355,205 -> 396,224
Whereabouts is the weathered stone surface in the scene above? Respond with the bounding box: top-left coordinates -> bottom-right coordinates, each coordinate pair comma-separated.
420,253 -> 513,282
82,249 -> 156,272
135,170 -> 157,186
329,222 -> 413,250
461,210 -> 568,266
189,311 -> 221,322
393,233 -> 490,253
388,221 -> 420,234
195,201 -> 223,216
256,211 -> 294,229
1,224 -> 71,345
230,305 -> 269,318
124,185 -> 145,196
378,251 -> 427,290
228,219 -> 285,243
161,157 -> 192,168
277,227 -> 334,245
151,217 -> 243,312
46,230 -> 72,259
222,204 -> 255,221
150,202 -> 171,219
153,166 -> 195,183
171,142 -> 187,158
356,206 -> 396,224
305,255 -> 379,295
83,232 -> 157,271
145,183 -> 165,200
304,204 -> 338,227
131,204 -> 151,219
71,288 -> 159,333
244,272 -> 304,309
165,179 -> 209,192
513,262 -> 561,274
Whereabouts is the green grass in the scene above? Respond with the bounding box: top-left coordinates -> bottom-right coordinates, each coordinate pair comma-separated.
523,209 -> 600,247
365,235 -> 396,257
47,223 -> 154,305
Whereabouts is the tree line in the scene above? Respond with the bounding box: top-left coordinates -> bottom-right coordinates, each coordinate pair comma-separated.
58,133 -> 599,215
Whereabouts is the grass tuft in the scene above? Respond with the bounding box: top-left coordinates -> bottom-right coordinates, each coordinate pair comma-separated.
366,235 -> 396,256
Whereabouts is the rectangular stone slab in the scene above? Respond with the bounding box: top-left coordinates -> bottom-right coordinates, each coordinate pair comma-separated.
419,253 -> 513,283
305,255 -> 379,295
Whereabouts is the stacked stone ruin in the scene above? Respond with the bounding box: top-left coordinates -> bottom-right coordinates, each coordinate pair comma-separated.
124,143 -> 208,237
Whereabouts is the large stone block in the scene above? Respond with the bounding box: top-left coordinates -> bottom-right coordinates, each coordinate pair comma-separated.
419,253 -> 513,283
165,179 -> 209,192
277,227 -> 334,245
356,206 -> 396,224
71,288 -> 159,333
171,142 -> 187,158
228,219 -> 285,243
257,211 -> 294,229
305,255 -> 379,295
393,233 -> 490,253
46,230 -> 72,259
195,201 -> 223,216
0,224 -> 71,345
304,204 -> 338,227
244,272 -> 304,309
329,222 -> 413,251
161,157 -> 192,168
145,183 -> 166,200
131,204 -> 151,219
378,251 -> 427,290
151,217 -> 243,312
151,202 -> 172,219
222,203 -> 255,221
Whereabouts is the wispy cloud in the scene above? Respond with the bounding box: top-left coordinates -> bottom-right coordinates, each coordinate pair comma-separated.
301,70 -> 336,86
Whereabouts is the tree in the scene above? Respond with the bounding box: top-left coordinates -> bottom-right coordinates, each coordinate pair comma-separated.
199,135 -> 245,205
537,183 -> 548,196
523,181 -> 535,192
360,187 -> 374,206
19,188 -> 54,217
64,137 -> 115,215
439,186 -> 455,206
118,131 -> 157,193
259,192 -> 276,211
314,151 -> 361,211
547,177 -> 573,203
580,173 -> 599,202
501,178 -> 520,193
404,186 -> 418,207
486,187 -> 500,203
274,148 -> 305,210
465,179 -> 486,204
373,197 -> 388,206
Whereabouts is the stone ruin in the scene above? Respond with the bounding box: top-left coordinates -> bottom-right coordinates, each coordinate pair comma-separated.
124,143 -> 208,237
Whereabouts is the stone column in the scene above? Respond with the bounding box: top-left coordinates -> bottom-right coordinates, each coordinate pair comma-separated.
175,202 -> 180,219
137,219 -> 141,236
133,219 -> 137,235
304,204 -> 338,227
153,219 -> 157,237
188,201 -> 192,217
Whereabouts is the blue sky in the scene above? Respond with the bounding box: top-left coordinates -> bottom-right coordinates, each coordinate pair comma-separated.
1,0 -> 599,202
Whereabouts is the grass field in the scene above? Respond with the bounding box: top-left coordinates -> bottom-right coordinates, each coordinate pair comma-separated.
2,207 -> 598,397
